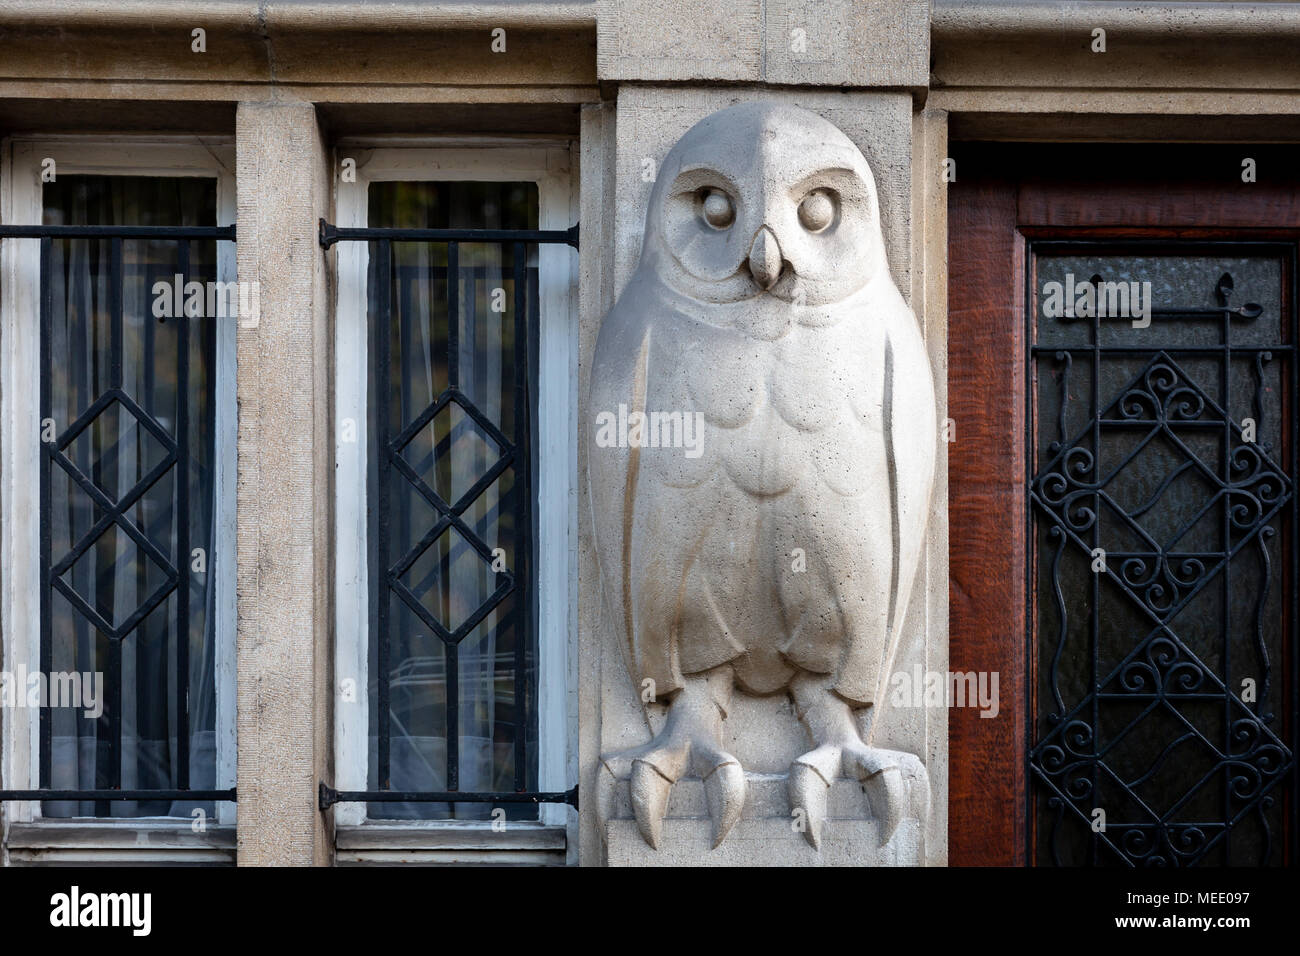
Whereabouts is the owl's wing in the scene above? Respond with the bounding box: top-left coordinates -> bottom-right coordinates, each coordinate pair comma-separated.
587,276 -> 679,697
836,294 -> 937,706
884,299 -> 937,699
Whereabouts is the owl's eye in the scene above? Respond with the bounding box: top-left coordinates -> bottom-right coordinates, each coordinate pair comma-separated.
700,189 -> 734,229
798,190 -> 836,233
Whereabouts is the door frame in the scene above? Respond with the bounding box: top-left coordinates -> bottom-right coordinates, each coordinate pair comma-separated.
948,143 -> 1300,865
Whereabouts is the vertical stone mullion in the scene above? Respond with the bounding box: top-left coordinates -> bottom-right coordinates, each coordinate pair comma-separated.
235,100 -> 333,866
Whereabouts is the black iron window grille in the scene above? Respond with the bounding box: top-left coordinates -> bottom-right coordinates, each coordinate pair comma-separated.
0,218 -> 237,811
1028,243 -> 1297,866
317,216 -> 579,814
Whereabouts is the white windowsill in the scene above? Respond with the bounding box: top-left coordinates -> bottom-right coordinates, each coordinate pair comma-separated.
335,821 -> 567,867
5,820 -> 236,866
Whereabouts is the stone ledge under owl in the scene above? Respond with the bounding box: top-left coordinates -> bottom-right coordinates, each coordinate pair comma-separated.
599,772 -> 928,866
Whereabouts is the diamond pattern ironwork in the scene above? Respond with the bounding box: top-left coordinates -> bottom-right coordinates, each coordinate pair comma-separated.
46,388 -> 180,642
387,387 -> 515,646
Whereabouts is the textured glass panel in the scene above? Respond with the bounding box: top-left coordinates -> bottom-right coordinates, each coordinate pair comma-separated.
365,181 -> 539,820
41,175 -> 219,819
1031,250 -> 1293,866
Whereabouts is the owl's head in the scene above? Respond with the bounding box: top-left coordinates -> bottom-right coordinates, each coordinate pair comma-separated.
640,102 -> 888,307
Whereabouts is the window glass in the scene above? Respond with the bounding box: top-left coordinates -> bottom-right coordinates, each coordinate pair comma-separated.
42,175 -> 219,819
365,181 -> 540,820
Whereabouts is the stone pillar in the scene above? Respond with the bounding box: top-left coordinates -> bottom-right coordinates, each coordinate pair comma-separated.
234,100 -> 334,866
581,0 -> 940,867
578,99 -> 620,866
911,106 -> 951,867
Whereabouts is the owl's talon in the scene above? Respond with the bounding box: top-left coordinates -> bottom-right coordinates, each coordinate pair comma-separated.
788,762 -> 830,850
630,758 -> 674,850
598,670 -> 745,850
861,766 -> 905,846
790,677 -> 928,849
847,748 -> 928,847
704,760 -> 746,848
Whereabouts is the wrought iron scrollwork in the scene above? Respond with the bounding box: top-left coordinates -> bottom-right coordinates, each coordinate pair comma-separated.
1029,262 -> 1295,866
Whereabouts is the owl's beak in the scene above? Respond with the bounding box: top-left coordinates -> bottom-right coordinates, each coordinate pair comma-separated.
748,226 -> 783,290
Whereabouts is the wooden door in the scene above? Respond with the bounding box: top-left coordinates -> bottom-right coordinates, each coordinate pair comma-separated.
948,145 -> 1299,866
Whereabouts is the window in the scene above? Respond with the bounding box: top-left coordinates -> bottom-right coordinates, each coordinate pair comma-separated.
332,146 -> 577,836
1,140 -> 237,828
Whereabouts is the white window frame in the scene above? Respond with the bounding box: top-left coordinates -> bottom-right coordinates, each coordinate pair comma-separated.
0,137 -> 238,835
331,142 -> 579,849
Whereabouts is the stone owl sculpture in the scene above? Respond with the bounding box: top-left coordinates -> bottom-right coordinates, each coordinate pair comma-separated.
588,102 -> 936,851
